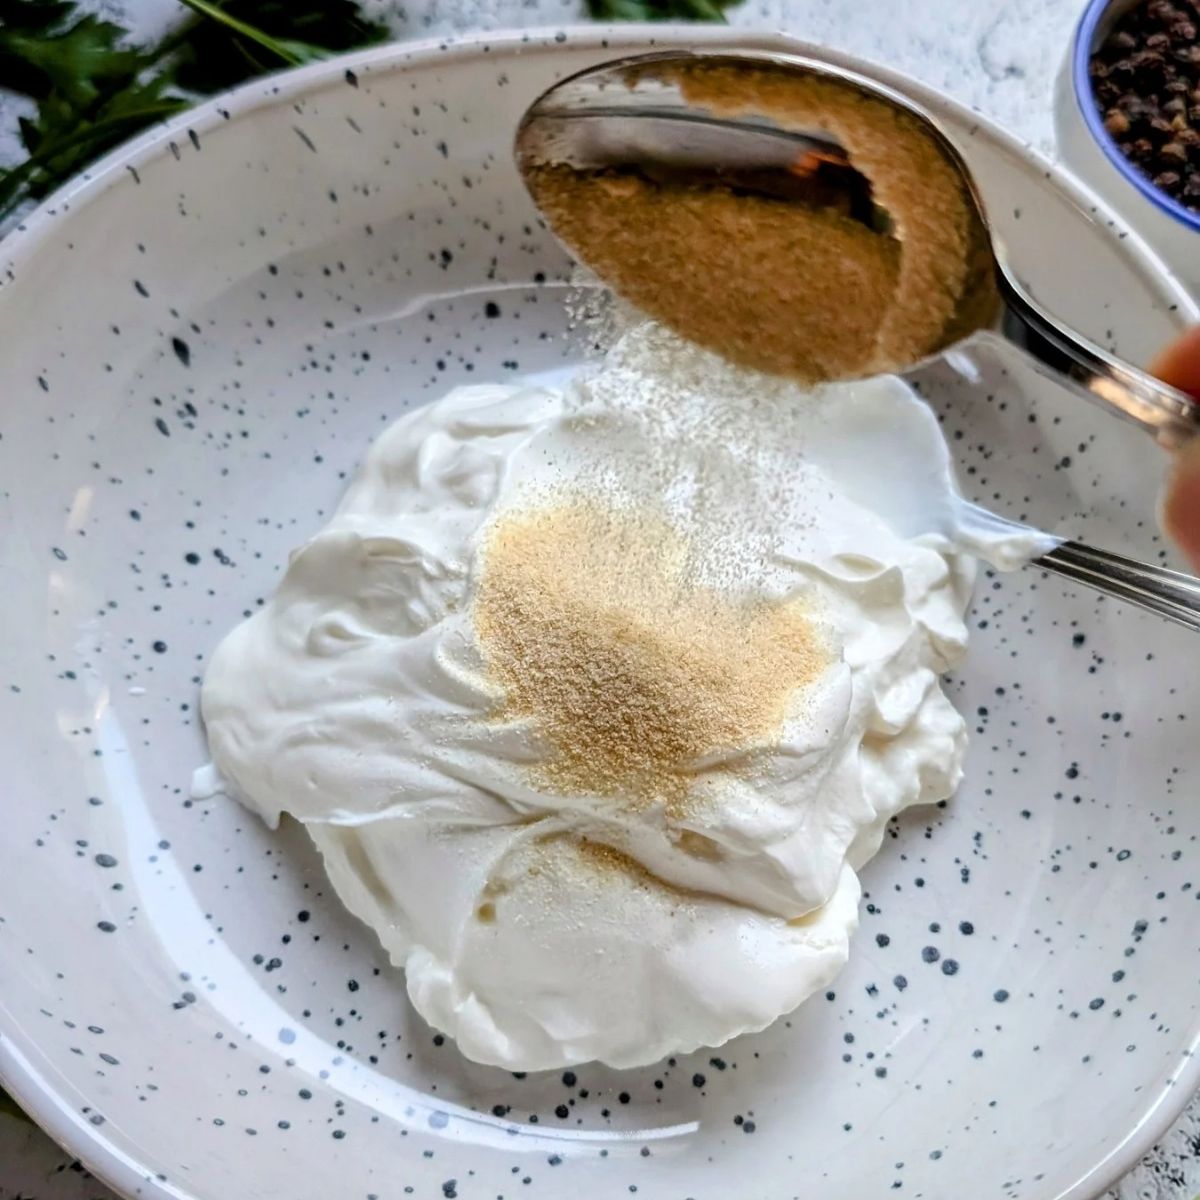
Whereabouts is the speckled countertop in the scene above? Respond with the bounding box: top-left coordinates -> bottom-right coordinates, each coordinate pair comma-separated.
1,1 -> 1197,1198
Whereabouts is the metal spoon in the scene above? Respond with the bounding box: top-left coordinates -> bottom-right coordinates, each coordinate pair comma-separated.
515,48 -> 1200,448
514,48 -> 1200,631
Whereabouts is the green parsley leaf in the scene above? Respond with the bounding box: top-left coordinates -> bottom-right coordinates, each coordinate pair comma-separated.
0,0 -> 390,224
169,0 -> 389,94
0,3 -> 148,108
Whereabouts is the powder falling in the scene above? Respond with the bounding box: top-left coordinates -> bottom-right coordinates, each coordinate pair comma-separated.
473,499 -> 827,814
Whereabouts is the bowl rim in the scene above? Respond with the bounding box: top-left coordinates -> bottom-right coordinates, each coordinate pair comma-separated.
1072,0 -> 1200,234
1,23 -> 1199,1200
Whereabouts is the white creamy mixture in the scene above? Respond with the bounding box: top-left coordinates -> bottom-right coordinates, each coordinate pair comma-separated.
200,324 -> 1046,1070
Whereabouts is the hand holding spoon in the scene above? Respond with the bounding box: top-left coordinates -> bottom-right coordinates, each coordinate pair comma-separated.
515,49 -> 1199,449
514,49 -> 1200,630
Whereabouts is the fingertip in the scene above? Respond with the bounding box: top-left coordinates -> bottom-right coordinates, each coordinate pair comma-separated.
1151,326 -> 1200,399
1162,437 -> 1200,573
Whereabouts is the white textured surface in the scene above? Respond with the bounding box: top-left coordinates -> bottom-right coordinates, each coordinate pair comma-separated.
1,0 -> 1197,1197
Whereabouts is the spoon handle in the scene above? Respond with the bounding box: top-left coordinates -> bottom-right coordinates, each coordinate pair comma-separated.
990,266 -> 1200,450
1037,540 -> 1200,632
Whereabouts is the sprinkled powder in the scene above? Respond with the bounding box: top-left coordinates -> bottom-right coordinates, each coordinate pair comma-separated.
473,498 -> 828,814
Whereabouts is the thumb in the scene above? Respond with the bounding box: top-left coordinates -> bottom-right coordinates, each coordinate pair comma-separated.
1151,327 -> 1200,573
1150,326 -> 1200,398
1163,439 -> 1200,572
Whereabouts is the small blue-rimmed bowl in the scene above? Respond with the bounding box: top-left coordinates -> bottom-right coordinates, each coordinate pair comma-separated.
1055,0 -> 1200,293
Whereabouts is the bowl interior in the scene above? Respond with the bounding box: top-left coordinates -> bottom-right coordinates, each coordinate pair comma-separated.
1,28 -> 1198,1200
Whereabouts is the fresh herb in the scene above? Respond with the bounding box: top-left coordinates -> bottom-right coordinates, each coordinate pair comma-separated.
168,0 -> 389,95
585,0 -> 737,20
0,1 -> 186,218
0,0 -> 389,222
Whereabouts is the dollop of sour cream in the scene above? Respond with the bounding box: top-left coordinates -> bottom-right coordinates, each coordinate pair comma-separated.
199,324 -> 1047,1070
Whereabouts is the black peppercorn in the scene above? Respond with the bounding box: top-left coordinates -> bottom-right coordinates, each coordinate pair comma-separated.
1090,0 -> 1200,212
1105,109 -> 1132,135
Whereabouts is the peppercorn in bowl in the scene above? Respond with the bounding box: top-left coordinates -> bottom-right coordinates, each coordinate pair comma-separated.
1056,0 -> 1200,288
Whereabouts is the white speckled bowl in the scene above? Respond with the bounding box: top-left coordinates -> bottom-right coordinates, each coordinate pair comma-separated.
2,25 -> 1199,1200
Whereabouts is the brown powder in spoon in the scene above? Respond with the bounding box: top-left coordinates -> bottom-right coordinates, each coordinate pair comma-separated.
524,60 -> 997,384
529,165 -> 902,383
